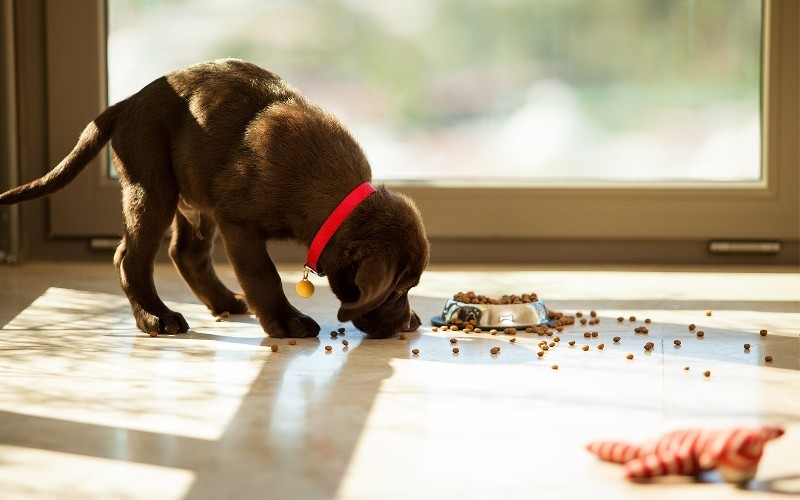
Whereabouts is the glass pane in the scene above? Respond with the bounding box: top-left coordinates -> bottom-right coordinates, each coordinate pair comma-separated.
108,0 -> 762,183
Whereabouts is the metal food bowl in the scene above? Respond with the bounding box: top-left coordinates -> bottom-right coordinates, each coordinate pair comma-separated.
431,298 -> 554,329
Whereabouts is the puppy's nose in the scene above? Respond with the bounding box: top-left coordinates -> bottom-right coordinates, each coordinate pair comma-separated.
403,310 -> 421,332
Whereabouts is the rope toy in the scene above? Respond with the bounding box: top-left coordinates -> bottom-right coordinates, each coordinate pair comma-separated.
586,426 -> 785,483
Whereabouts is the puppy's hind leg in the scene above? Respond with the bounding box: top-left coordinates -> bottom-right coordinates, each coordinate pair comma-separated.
113,159 -> 189,334
169,205 -> 249,316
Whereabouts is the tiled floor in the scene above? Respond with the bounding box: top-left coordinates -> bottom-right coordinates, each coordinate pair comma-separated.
0,262 -> 798,499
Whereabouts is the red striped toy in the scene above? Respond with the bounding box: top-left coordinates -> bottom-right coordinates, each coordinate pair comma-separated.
587,426 -> 785,483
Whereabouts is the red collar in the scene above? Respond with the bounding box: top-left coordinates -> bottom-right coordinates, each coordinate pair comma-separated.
306,182 -> 376,276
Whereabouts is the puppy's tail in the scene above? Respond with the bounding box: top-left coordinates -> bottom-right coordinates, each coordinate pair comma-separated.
0,101 -> 125,204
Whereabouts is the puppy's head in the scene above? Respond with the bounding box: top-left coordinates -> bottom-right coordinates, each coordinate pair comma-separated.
325,188 -> 428,338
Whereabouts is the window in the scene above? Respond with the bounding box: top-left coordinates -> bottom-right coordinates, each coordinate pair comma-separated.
22,0 -> 798,263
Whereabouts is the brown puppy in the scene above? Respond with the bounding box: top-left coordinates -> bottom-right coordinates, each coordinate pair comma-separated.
0,59 -> 429,338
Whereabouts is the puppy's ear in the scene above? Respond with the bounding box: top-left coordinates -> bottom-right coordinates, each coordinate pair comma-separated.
337,257 -> 397,322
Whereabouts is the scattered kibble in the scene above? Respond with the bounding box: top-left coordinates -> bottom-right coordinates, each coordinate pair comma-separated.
331,331 -> 338,338
342,339 -> 349,346
221,311 -> 230,318
399,333 -> 407,340
288,339 -> 297,345
491,347 -> 500,354
597,343 -> 605,350
580,318 -> 588,325
591,332 -> 598,338
149,331 -> 158,337
617,317 -> 624,322
674,339 -> 681,346
584,332 -> 591,338
325,345 -> 332,351
541,345 -> 549,351
576,312 -> 584,317
510,338 -> 517,343
704,370 -> 711,377
613,336 -> 621,343
644,318 -> 651,324
215,316 -> 222,322
450,325 -> 459,331
474,328 -> 482,333
760,329 -> 768,336
453,347 -> 459,354
432,327 -> 439,332
684,366 -> 690,371
744,343 -> 751,349
568,340 -> 576,346
644,342 -> 654,351
590,310 -> 597,318
765,355 -> 773,362
490,329 -> 498,335
689,324 -> 696,331
696,331 -> 704,337
271,344 -> 279,352
548,341 -> 555,347
450,338 -> 458,344
412,348 -> 419,355
537,351 -> 545,357
629,316 -> 636,322
338,327 -> 345,333
553,336 -> 561,342
705,310 -> 712,316
582,345 -> 590,351
551,364 -> 559,370
626,354 -> 634,360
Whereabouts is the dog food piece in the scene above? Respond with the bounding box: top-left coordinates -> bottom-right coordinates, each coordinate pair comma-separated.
490,347 -> 500,354
583,332 -> 591,338
557,326 -> 564,332
569,340 -> 576,346
597,343 -> 605,350
626,354 -> 634,360
342,339 -> 349,346
744,343 -> 751,349
705,310 -> 712,316
576,312 -> 583,317
325,345 -> 332,351
338,327 -> 345,333
432,327 -> 439,332
696,331 -> 705,337
509,338 -> 517,343
617,317 -> 624,322
271,344 -> 279,352
644,342 -> 654,351
613,336 -> 621,342
673,339 -> 681,346
629,316 -> 636,322
399,333 -> 407,340
149,331 -> 158,337
765,355 -> 773,362
580,318 -> 588,325
684,366 -> 690,371
591,331 -> 598,338
490,329 -> 497,335
548,341 -> 555,347
453,347 -> 459,354
450,338 -> 458,344
215,316 -> 223,322
644,318 -> 651,324
551,364 -> 558,369
760,329 -> 768,336
288,339 -> 297,345
689,324 -> 696,330
450,325 -> 459,331
412,348 -> 419,355
704,370 -> 711,377
582,345 -> 590,351
474,328 -> 482,333
541,344 -> 549,351
590,310 -> 597,317
221,311 -> 230,318
553,336 -> 560,342
537,351 -> 545,357
331,331 -> 338,338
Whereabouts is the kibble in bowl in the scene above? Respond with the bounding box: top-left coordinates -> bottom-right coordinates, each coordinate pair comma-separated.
432,291 -> 574,329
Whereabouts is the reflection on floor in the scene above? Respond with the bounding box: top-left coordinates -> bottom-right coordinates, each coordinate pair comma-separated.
0,263 -> 798,499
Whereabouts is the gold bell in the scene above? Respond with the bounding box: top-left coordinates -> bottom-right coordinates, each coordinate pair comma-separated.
296,266 -> 315,298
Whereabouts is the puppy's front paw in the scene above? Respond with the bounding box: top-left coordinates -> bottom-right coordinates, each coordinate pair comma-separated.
261,309 -> 320,338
